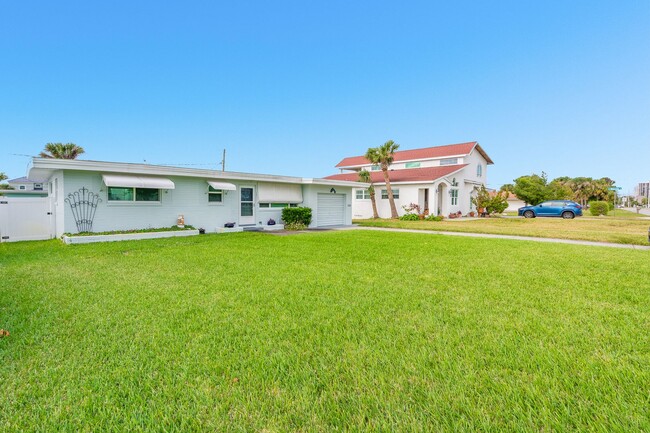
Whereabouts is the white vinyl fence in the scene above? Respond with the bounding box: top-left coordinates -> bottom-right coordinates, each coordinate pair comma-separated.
0,197 -> 54,242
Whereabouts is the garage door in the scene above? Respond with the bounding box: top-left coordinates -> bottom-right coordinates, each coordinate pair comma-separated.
317,193 -> 346,227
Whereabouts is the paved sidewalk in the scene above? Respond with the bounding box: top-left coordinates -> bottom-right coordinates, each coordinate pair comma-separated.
339,226 -> 650,250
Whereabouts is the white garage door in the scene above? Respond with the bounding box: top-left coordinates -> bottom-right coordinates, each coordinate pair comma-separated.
317,193 -> 346,227
0,197 -> 54,242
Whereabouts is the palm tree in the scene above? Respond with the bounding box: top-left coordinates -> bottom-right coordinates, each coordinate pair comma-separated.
39,143 -> 85,159
0,172 -> 6,182
366,140 -> 400,218
573,179 -> 594,207
358,169 -> 379,219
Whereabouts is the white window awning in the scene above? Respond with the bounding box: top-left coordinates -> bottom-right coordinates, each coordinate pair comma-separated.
102,174 -> 175,189
258,182 -> 303,203
207,181 -> 237,191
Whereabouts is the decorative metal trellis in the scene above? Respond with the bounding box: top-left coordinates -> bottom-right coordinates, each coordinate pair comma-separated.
65,187 -> 102,233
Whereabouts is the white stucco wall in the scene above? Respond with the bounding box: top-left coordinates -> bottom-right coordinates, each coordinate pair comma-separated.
353,157 -> 466,172
54,171 -> 353,235
506,199 -> 526,212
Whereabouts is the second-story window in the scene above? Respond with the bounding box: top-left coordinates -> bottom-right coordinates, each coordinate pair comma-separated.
440,158 -> 458,166
405,162 -> 421,168
477,164 -> 483,177
371,165 -> 381,171
381,189 -> 399,199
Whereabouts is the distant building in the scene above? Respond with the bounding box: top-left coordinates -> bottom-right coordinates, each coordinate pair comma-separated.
2,177 -> 48,197
634,182 -> 650,205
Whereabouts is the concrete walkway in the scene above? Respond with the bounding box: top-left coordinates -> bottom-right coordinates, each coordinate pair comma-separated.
339,226 -> 650,250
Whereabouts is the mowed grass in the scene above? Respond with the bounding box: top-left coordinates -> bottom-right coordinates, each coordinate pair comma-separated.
1,231 -> 649,432
356,216 -> 650,245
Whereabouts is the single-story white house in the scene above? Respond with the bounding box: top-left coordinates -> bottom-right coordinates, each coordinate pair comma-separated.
27,158 -> 362,237
1,176 -> 48,197
504,193 -> 526,212
325,141 -> 494,218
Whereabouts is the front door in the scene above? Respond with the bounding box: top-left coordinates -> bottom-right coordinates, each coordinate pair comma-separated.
239,186 -> 255,226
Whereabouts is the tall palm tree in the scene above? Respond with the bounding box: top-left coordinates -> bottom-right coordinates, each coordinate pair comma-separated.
573,179 -> 594,207
358,169 -> 379,219
0,172 -> 6,182
366,140 -> 400,218
39,143 -> 85,159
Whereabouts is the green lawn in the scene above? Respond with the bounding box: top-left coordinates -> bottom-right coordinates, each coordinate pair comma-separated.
1,232 -> 649,432
356,216 -> 650,245
591,208 -> 648,218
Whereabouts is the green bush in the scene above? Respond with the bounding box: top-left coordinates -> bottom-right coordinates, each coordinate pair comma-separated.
281,207 -> 312,226
284,222 -> 307,231
608,202 -> 615,211
425,215 -> 444,222
400,213 -> 420,221
589,201 -> 609,216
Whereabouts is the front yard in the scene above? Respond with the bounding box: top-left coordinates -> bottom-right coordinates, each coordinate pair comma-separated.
1,231 -> 649,431
356,215 -> 650,245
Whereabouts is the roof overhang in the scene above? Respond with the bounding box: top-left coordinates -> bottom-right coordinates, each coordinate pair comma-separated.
472,143 -> 494,165
27,158 -> 363,188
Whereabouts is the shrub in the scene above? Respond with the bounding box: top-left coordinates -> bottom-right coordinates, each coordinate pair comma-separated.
589,201 -> 609,216
425,215 -> 444,222
608,202 -> 615,211
284,222 -> 307,231
400,213 -> 420,221
471,185 -> 508,215
282,207 -> 312,226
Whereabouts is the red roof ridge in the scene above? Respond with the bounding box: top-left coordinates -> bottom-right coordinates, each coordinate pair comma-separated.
335,141 -> 493,168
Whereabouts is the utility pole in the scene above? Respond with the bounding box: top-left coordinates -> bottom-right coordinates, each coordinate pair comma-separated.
220,149 -> 226,172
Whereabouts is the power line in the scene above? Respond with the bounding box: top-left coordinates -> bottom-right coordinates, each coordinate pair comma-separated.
153,162 -> 218,167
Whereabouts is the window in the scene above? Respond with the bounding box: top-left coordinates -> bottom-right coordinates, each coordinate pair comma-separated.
208,186 -> 223,203
108,187 -> 160,202
259,203 -> 298,208
405,162 -> 421,168
381,189 -> 399,199
355,189 -> 371,199
440,158 -> 458,166
450,189 -> 458,205
19,185 -> 26,190
370,165 -> 381,171
477,164 -> 483,177
34,183 -> 43,191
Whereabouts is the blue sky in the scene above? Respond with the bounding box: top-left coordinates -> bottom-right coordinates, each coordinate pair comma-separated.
1,1 -> 648,193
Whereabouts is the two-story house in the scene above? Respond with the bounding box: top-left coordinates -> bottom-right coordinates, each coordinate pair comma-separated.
325,141 -> 493,218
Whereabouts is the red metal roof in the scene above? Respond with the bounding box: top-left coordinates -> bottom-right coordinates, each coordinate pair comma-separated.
335,141 -> 493,168
324,164 -> 468,184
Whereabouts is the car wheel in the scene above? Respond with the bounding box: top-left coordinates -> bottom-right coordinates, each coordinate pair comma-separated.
523,210 -> 535,218
562,211 -> 575,219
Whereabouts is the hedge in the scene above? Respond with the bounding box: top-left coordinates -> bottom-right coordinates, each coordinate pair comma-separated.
281,207 -> 312,226
589,201 -> 609,216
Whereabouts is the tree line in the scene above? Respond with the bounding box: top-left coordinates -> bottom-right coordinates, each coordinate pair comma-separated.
502,173 -> 617,206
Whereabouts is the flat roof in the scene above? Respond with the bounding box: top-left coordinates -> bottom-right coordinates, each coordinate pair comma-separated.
28,158 -> 366,188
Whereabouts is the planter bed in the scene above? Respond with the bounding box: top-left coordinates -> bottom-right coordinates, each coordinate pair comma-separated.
62,229 -> 200,244
263,224 -> 285,231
